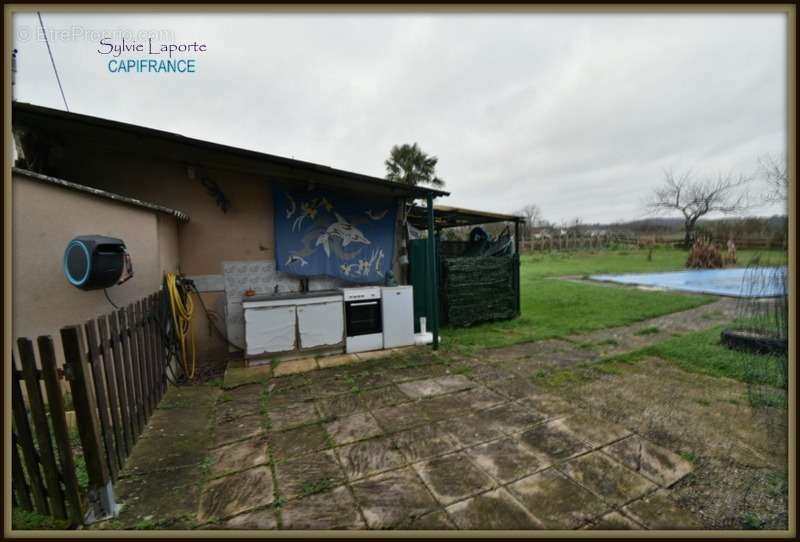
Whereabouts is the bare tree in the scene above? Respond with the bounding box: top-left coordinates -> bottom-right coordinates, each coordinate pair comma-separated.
646,168 -> 753,247
758,153 -> 788,207
515,204 -> 544,242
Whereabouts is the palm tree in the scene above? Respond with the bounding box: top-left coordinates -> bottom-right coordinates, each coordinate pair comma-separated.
385,143 -> 445,188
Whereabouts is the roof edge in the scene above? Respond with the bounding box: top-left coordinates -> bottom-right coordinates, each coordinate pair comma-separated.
12,101 -> 450,199
12,167 -> 191,222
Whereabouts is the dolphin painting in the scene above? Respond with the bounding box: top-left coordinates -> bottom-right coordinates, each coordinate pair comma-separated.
316,212 -> 371,257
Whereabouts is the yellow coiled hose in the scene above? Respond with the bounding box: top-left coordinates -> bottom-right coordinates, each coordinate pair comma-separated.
166,272 -> 196,380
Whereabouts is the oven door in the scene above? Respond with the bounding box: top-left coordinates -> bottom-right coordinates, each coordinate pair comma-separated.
345,299 -> 383,337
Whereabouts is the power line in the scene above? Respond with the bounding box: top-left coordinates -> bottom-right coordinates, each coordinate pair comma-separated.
36,12 -> 69,111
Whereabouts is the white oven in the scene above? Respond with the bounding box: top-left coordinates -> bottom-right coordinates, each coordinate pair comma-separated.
341,287 -> 383,353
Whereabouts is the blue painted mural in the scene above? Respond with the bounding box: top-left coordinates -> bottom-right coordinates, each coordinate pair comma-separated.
273,187 -> 397,283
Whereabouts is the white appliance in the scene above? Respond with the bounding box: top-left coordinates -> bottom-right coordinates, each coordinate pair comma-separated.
242,290 -> 344,359
341,286 -> 383,353
381,286 -> 415,348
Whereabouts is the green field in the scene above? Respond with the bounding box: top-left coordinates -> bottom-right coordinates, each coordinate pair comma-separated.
441,248 -> 784,352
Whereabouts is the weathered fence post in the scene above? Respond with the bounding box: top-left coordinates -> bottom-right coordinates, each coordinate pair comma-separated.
61,325 -> 119,523
37,336 -> 84,525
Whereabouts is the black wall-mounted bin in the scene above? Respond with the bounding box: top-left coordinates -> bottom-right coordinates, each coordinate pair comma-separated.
64,235 -> 127,290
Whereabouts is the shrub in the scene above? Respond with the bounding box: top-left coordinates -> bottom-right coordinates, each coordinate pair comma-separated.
686,239 -> 723,269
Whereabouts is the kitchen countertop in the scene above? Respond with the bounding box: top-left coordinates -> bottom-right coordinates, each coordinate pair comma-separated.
242,289 -> 343,304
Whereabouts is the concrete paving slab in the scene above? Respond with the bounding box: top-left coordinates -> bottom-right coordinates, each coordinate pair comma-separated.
481,402 -> 545,435
392,423 -> 462,463
274,357 -> 318,377
396,510 -> 455,530
325,411 -> 383,445
218,508 -> 278,529
445,488 -> 543,530
268,423 -> 330,461
518,419 -> 590,461
215,390 -> 261,424
559,412 -> 632,449
280,486 -> 365,529
465,437 -> 548,484
458,386 -> 507,411
317,353 -> 358,369
355,349 -> 395,362
267,386 -> 317,410
268,401 -> 318,431
113,466 -> 200,529
397,378 -> 447,399
486,377 -> 540,400
467,364 -> 516,383
604,435 -> 693,487
350,468 -> 439,529
431,374 -> 476,393
390,363 -> 448,382
315,393 -> 362,420
197,466 -> 274,523
351,370 -> 395,390
336,436 -> 407,481
445,413 -> 506,447
357,385 -> 411,410
557,451 -> 657,506
208,436 -> 269,478
273,450 -> 345,501
309,376 -> 357,397
420,392 -> 473,420
516,394 -> 576,418
507,468 -> 609,529
622,488 -> 703,529
224,364 -> 272,390
413,451 -> 495,505
372,401 -> 431,432
212,414 -> 265,448
583,511 -> 642,530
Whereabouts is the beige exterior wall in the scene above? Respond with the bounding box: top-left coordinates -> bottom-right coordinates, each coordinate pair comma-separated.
12,172 -> 181,366
57,153 -> 275,366
15,129 -> 407,373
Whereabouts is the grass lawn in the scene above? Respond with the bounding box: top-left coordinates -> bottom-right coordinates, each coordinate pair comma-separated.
441,247 -> 786,352
619,325 -> 787,388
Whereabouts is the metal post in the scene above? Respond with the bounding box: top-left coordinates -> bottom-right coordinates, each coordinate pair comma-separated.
426,194 -> 439,350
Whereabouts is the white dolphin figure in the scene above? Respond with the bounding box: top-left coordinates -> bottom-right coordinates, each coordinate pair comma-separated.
285,255 -> 309,267
315,212 -> 370,257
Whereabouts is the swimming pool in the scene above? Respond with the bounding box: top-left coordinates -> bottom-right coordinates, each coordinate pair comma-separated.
590,267 -> 787,298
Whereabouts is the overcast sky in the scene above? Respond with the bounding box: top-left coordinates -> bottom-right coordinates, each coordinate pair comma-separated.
13,11 -> 787,223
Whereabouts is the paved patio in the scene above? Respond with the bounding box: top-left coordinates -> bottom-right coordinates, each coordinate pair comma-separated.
101,298 -> 741,530
195,349 -> 700,530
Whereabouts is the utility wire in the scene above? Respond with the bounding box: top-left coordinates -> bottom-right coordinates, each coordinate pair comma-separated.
36,12 -> 69,111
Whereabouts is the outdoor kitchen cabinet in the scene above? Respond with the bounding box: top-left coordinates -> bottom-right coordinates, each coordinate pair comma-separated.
242,290 -> 344,361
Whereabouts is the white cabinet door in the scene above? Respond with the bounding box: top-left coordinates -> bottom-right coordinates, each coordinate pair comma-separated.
297,301 -> 344,349
244,305 -> 297,356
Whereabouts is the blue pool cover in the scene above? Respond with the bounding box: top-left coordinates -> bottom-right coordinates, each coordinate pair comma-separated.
590,267 -> 787,298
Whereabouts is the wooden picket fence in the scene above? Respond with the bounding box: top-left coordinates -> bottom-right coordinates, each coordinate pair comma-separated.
11,291 -> 169,526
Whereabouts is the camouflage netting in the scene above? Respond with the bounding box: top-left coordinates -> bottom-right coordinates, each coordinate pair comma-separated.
440,255 -> 517,327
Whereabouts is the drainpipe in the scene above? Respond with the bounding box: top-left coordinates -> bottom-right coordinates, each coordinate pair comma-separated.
426,193 -> 439,350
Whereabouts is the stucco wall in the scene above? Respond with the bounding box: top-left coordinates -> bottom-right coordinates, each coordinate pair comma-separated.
12,172 -> 181,366
18,134 -> 406,373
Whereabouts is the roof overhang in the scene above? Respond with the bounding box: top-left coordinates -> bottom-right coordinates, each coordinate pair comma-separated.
13,167 -> 191,222
12,102 -> 450,201
408,204 -> 524,230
